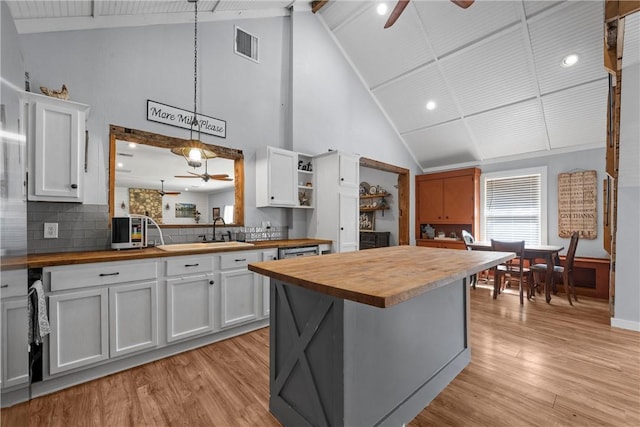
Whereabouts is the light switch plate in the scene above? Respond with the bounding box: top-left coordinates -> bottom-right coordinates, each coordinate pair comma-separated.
44,222 -> 58,239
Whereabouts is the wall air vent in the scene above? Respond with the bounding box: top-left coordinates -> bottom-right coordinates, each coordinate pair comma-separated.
235,26 -> 259,63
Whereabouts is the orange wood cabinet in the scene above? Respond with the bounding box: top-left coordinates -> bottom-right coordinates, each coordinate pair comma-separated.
415,167 -> 481,245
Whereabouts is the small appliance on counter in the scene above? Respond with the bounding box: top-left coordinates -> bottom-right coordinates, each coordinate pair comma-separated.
111,215 -> 147,249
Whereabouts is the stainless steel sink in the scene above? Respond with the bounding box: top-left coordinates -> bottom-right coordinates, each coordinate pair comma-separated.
156,241 -> 254,252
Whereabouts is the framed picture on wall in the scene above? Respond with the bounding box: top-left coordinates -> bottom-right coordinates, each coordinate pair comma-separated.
212,207 -> 221,218
359,211 -> 375,231
175,203 -> 197,218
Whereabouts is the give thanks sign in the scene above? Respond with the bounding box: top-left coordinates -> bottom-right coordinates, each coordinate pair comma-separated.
558,170 -> 597,239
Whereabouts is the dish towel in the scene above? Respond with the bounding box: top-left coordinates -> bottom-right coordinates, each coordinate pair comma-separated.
28,280 -> 51,345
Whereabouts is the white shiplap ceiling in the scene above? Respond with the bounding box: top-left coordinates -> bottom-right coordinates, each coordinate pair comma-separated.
6,0 -> 636,171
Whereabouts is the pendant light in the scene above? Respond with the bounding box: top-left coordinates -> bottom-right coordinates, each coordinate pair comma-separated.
172,0 -> 216,168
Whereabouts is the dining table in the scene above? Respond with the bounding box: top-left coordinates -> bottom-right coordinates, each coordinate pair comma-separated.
467,242 -> 564,303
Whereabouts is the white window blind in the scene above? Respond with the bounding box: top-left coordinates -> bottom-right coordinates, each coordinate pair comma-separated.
483,173 -> 542,245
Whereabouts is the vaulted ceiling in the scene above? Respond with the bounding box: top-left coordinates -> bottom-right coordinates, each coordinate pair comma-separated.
6,1 -> 639,171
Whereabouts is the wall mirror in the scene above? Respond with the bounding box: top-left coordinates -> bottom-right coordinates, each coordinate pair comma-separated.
109,125 -> 244,227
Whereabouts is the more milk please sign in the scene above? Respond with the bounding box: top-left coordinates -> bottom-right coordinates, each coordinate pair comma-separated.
147,100 -> 226,139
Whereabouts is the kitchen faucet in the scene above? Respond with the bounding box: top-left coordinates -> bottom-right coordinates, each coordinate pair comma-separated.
212,216 -> 226,242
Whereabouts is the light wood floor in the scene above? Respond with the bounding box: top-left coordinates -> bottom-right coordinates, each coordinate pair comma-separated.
2,285 -> 639,426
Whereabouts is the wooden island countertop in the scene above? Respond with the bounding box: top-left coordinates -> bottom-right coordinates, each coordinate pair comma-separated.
248,245 -> 513,308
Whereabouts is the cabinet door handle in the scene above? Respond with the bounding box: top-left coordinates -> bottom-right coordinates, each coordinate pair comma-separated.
209,280 -> 214,285
185,263 -> 200,267
270,196 -> 274,200
1,284 -> 8,288
70,184 -> 78,189
340,178 -> 344,181
99,272 -> 120,277
234,258 -> 246,262
340,227 -> 344,231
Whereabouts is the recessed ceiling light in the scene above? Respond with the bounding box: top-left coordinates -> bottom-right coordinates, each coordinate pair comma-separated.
561,54 -> 579,67
185,188 -> 189,191
377,3 -> 388,15
128,143 -> 136,148
426,101 -> 437,111
117,162 -> 124,168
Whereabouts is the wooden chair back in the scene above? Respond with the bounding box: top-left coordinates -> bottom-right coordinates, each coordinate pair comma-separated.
565,231 -> 580,273
490,239 -> 528,304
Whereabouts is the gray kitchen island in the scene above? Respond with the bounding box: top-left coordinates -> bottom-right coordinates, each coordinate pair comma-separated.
248,245 -> 513,426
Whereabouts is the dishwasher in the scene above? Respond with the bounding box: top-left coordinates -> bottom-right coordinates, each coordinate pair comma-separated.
278,245 -> 319,259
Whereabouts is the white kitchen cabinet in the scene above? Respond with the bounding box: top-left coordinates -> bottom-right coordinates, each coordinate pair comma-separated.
48,288 -> 109,375
166,273 -> 215,342
1,298 -> 29,389
338,192 -> 360,252
260,249 -> 278,317
45,260 -> 158,374
309,151 -> 360,252
218,251 -> 260,328
165,255 -> 216,342
22,93 -> 90,202
256,146 -> 298,207
109,281 -> 158,357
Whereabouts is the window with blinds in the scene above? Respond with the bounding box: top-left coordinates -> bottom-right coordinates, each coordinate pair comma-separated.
482,169 -> 546,245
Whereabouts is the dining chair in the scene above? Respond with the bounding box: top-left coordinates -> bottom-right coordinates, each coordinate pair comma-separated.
490,239 -> 530,304
462,230 -> 478,289
530,231 -> 580,305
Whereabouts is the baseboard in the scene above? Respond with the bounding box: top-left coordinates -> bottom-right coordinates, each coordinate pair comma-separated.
611,317 -> 640,332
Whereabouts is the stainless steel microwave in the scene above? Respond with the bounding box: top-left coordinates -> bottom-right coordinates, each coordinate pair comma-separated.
111,216 -> 147,249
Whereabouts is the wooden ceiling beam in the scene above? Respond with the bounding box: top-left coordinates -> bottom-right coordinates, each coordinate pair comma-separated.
605,0 -> 640,21
311,0 -> 329,14
603,0 -> 639,75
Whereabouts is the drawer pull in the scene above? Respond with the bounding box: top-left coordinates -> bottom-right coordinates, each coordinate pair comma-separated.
99,272 -> 120,277
1,284 -> 8,288
184,263 -> 200,267
234,258 -> 247,262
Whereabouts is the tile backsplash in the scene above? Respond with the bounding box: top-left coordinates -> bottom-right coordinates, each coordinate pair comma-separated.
27,202 -> 288,253
27,202 -> 111,253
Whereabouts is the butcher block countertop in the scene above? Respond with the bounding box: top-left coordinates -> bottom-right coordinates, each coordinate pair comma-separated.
1,239 -> 331,270
248,245 -> 514,308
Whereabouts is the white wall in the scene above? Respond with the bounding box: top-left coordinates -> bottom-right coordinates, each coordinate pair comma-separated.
289,5 -> 422,241
18,9 -> 422,239
612,62 -> 640,331
19,16 -> 290,229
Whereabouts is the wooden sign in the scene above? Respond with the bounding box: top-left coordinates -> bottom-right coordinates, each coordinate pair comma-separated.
558,170 -> 597,239
147,100 -> 226,139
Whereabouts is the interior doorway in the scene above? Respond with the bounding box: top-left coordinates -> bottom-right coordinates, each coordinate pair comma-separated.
360,157 -> 410,246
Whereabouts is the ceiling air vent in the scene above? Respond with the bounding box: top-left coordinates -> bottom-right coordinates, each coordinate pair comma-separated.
235,26 -> 259,63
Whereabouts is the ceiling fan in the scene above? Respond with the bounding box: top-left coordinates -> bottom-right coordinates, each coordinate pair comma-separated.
384,0 -> 475,28
157,179 -> 181,196
175,159 -> 233,182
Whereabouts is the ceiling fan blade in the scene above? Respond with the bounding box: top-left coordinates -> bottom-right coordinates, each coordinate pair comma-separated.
164,191 -> 181,195
174,175 -> 202,178
213,177 -> 233,182
384,0 -> 410,29
450,0 -> 475,9
207,174 -> 230,179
